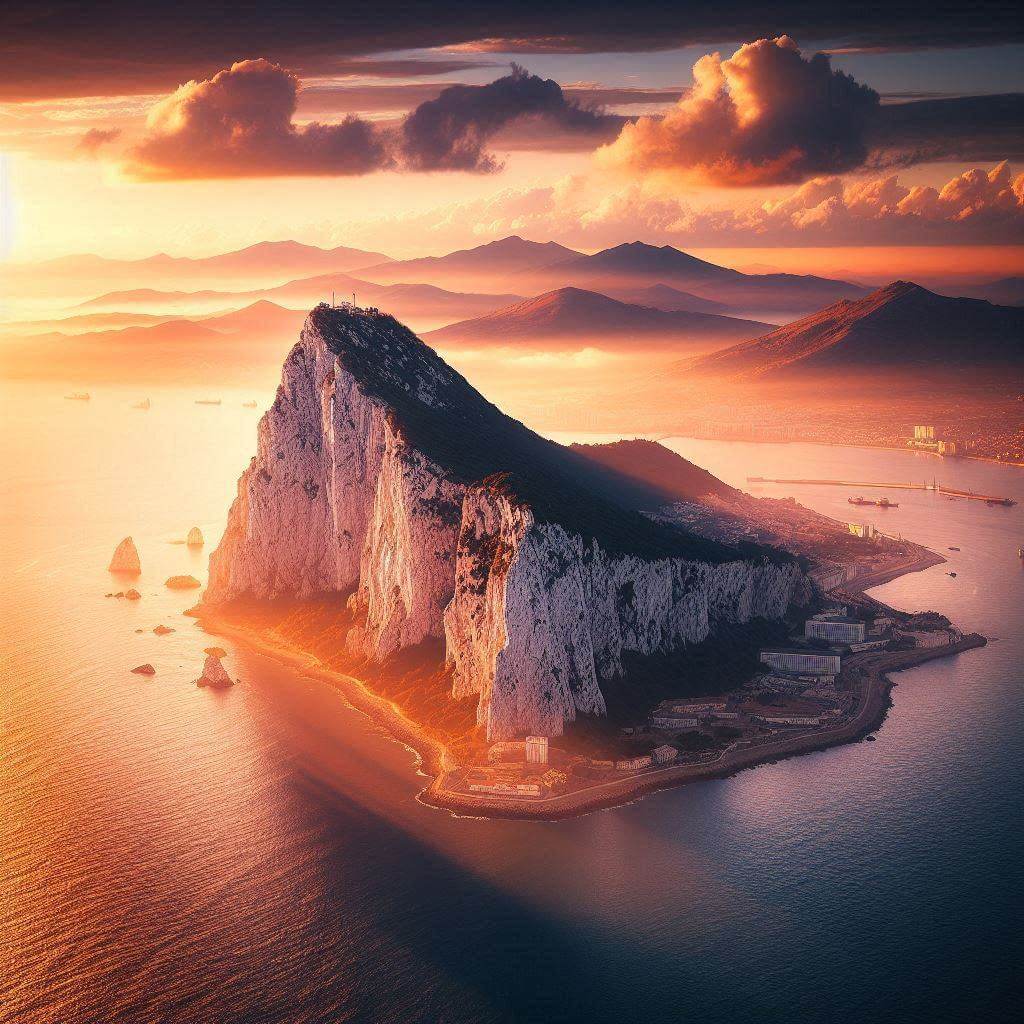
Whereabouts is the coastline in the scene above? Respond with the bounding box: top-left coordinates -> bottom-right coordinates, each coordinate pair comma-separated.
649,434 -> 1024,471
195,544 -> 983,821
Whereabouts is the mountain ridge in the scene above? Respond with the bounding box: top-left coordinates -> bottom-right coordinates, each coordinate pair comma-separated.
689,280 -> 1024,378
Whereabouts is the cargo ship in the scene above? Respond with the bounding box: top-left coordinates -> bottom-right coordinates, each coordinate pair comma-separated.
64,392 -> 90,401
194,399 -> 222,406
848,496 -> 899,508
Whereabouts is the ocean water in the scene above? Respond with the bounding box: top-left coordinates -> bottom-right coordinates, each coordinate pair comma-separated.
2,383 -> 1022,1024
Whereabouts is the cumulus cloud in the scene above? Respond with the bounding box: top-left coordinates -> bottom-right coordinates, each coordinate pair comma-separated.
126,59 -> 391,180
75,127 -> 121,155
599,36 -> 879,186
398,64 -> 613,171
127,60 -> 616,179
357,162 -> 1024,251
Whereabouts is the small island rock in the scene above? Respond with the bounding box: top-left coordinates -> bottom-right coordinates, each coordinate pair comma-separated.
203,646 -> 228,658
153,624 -> 175,635
125,588 -> 142,600
109,537 -> 141,575
186,526 -> 204,547
165,575 -> 202,590
195,653 -> 234,688
131,664 -> 156,676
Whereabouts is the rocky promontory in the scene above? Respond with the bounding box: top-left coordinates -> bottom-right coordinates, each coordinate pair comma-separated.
205,305 -> 809,740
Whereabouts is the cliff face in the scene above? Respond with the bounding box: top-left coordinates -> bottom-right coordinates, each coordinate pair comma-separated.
208,306 -> 808,740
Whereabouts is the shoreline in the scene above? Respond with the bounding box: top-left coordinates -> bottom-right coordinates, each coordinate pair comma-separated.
196,543 -> 982,821
645,433 -> 1024,471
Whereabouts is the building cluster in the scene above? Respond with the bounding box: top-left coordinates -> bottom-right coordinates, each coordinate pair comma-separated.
907,424 -> 959,457
457,600 -> 912,802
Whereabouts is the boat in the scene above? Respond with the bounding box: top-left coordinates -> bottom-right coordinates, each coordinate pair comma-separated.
132,398 -> 150,410
877,497 -> 899,508
1018,547 -> 1024,559
64,392 -> 90,401
848,496 -> 868,505
947,572 -> 957,577
986,497 -> 1016,507
194,399 -> 222,406
242,400 -> 257,408
948,546 -> 960,551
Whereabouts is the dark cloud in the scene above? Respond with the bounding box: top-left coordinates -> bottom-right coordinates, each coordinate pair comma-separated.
2,2 -> 1021,101
399,64 -> 613,171
126,59 -> 390,180
600,37 -> 879,186
869,93 -> 1024,165
75,127 -> 121,155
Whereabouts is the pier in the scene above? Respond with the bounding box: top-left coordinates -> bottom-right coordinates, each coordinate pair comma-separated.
746,477 -> 1016,506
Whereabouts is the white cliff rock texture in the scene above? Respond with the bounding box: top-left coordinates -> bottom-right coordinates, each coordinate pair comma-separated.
208,306 -> 808,740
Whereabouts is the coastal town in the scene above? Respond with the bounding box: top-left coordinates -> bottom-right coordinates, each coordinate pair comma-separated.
431,593 -> 983,816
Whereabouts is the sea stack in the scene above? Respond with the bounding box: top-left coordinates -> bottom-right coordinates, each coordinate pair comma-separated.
109,537 -> 141,575
186,527 -> 204,547
195,653 -> 234,688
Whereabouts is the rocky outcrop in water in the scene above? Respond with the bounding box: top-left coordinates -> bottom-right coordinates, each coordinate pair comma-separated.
109,537 -> 141,575
166,575 -> 202,590
207,305 -> 808,740
195,653 -> 234,688
187,527 -> 204,547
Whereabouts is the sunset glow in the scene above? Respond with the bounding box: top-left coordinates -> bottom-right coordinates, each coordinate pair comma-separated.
2,5 -> 1022,1023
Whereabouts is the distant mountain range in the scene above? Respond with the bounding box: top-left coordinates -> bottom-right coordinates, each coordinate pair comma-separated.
353,236 -> 870,317
76,277 -> 524,330
0,301 -> 307,384
689,281 -> 1024,378
4,241 -> 395,303
354,235 -> 580,288
526,242 -> 870,315
424,287 -> 771,351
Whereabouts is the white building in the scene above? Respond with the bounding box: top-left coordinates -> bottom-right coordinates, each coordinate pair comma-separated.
760,649 -> 842,677
848,522 -> 877,540
805,615 -> 866,644
651,745 -> 678,765
914,425 -> 935,440
615,755 -> 653,772
525,735 -> 549,764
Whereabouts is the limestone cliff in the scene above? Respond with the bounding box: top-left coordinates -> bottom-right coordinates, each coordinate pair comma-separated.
207,305 -> 808,740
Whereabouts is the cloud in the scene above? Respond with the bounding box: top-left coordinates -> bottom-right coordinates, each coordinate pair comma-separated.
126,59 -> 390,180
3,3 -> 1023,102
398,64 -> 613,171
127,61 -> 616,179
868,93 -> 1024,166
351,162 -> 1024,251
599,37 -> 879,186
75,127 -> 121,155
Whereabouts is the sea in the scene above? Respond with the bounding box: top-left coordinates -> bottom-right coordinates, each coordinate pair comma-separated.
2,381 -> 1021,1024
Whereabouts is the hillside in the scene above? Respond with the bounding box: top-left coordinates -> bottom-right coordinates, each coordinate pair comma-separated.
570,439 -> 737,505
424,287 -> 771,349
691,281 -> 1024,378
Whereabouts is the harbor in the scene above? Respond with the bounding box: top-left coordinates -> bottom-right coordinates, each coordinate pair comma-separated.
747,476 -> 1016,506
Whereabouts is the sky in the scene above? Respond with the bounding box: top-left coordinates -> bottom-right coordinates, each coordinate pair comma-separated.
1,1 -> 1022,270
